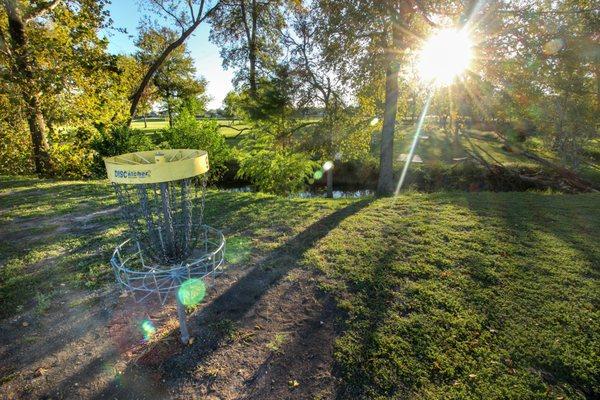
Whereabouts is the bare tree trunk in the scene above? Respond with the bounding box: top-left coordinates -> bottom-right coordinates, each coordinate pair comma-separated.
376,58 -> 400,196
249,0 -> 257,98
4,0 -> 52,176
240,0 -> 258,98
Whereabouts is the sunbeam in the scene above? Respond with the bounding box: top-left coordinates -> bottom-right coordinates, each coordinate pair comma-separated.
394,90 -> 435,196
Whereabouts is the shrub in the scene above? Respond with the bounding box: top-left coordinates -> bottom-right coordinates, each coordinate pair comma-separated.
0,118 -> 34,176
236,129 -> 318,195
49,142 -> 94,179
158,110 -> 231,181
90,125 -> 154,177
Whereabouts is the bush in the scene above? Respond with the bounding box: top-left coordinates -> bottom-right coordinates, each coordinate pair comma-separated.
90,125 -> 155,177
47,126 -> 99,179
236,129 -> 318,195
158,110 -> 231,181
49,142 -> 94,179
0,118 -> 34,176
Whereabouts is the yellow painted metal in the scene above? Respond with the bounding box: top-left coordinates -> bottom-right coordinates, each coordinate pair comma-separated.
104,149 -> 209,184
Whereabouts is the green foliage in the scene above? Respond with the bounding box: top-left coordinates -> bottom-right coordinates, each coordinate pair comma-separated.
158,110 -> 231,180
90,125 -> 154,177
222,91 -> 248,120
34,291 -> 51,315
237,126 -> 318,195
136,27 -> 208,125
48,142 -> 94,179
0,96 -> 34,175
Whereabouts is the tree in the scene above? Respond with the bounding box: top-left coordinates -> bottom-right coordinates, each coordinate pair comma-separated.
480,0 -> 599,168
222,90 -> 247,121
209,0 -> 288,99
316,0 -> 465,195
136,27 -> 208,127
128,0 -> 220,120
1,0 -> 111,176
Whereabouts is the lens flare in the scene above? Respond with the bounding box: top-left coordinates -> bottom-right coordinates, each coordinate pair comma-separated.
313,169 -> 324,180
177,278 -> 206,306
417,28 -> 473,86
225,236 -> 252,264
141,319 -> 157,341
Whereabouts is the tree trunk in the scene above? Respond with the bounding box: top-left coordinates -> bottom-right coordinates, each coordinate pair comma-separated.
248,0 -> 258,98
167,100 -> 174,128
143,114 -> 147,128
376,57 -> 400,196
4,0 -> 52,176
25,93 -> 52,175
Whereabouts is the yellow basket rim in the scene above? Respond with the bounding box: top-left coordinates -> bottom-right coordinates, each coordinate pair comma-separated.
104,149 -> 209,184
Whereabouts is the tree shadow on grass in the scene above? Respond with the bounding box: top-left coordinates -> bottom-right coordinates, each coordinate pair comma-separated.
91,198 -> 374,399
461,192 -> 600,397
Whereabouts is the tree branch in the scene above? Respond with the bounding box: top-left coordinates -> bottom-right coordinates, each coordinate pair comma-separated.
23,0 -> 61,22
412,0 -> 439,28
128,0 -> 220,120
150,0 -> 187,30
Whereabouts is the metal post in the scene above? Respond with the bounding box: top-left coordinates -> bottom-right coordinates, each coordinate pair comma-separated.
176,297 -> 190,344
326,168 -> 333,198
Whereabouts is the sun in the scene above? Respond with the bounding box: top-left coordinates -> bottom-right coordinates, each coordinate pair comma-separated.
416,28 -> 473,86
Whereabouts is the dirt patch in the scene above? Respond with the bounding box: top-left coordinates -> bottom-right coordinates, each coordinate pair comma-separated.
0,207 -> 119,245
1,197 -> 368,399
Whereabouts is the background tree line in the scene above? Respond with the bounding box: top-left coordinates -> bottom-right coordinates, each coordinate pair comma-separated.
1,0 -> 598,195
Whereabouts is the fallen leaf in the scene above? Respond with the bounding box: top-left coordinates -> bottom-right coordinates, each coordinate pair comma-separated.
288,379 -> 300,388
22,322 -> 29,327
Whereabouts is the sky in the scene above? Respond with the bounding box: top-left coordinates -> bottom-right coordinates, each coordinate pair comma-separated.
102,0 -> 234,109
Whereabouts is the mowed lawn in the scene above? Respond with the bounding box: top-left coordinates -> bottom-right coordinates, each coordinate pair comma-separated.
0,176 -> 598,399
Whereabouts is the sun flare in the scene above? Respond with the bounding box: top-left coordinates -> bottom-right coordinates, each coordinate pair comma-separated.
416,28 -> 473,86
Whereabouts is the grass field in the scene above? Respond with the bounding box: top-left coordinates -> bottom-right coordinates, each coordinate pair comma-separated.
131,118 -> 249,138
0,176 -> 597,398
308,191 -> 599,398
391,124 -> 537,167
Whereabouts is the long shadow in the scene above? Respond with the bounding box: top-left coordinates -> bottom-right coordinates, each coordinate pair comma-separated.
242,295 -> 337,399
461,192 -> 600,397
92,198 -> 373,399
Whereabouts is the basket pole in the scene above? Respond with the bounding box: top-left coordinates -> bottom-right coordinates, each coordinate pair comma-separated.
176,296 -> 190,344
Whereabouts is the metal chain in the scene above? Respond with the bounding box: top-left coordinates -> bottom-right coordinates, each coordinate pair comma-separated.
110,173 -> 209,266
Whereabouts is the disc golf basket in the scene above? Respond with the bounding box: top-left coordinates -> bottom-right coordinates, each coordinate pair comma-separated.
104,149 -> 225,343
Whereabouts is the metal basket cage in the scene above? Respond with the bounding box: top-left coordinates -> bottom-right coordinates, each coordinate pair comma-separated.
110,224 -> 225,305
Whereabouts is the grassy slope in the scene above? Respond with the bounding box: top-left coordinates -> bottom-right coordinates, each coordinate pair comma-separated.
307,191 -> 599,399
1,176 -> 598,398
391,125 -> 536,167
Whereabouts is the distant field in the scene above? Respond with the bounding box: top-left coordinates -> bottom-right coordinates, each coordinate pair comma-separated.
131,118 -> 249,139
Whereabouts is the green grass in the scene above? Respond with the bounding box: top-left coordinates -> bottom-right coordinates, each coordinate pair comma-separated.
131,118 -> 249,137
0,176 -> 597,398
0,176 -> 355,318
386,124 -> 535,168
306,191 -> 599,399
